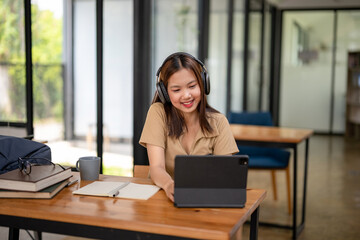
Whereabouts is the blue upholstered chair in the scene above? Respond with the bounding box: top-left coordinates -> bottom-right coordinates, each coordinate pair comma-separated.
228,111 -> 292,214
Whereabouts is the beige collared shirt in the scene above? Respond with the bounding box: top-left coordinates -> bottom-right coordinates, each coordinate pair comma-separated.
139,102 -> 239,178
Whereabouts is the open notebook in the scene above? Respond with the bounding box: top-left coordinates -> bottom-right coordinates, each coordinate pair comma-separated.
72,181 -> 160,200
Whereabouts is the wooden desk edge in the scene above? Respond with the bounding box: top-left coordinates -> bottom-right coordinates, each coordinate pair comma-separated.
230,124 -> 314,144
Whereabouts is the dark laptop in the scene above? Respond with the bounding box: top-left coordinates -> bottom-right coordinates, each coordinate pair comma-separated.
174,155 -> 248,208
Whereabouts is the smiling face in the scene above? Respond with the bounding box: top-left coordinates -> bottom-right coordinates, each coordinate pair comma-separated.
167,68 -> 201,116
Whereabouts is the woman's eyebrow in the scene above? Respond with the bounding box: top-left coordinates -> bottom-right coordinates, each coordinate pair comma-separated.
187,80 -> 197,85
169,84 -> 181,89
168,80 -> 197,89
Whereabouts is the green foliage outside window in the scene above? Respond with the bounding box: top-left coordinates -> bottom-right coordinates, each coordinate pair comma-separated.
0,0 -> 63,122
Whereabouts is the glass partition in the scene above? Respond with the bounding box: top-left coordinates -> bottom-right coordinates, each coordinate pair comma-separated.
281,10 -> 360,133
280,11 -> 334,132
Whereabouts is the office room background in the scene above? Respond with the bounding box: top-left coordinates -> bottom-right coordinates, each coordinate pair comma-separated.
1,0 -> 360,173
1,1 -> 360,240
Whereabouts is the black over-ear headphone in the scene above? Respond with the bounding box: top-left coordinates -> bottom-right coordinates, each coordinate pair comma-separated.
156,52 -> 210,104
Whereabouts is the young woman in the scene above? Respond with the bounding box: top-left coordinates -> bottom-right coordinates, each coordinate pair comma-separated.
139,52 -> 238,202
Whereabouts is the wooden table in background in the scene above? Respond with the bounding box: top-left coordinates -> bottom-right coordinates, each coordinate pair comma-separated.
230,124 -> 313,240
0,172 -> 266,240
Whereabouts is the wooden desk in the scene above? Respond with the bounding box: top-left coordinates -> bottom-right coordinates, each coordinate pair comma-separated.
0,173 -> 266,240
230,124 -> 313,240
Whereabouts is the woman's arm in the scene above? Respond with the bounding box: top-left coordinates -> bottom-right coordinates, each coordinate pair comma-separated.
147,144 -> 174,202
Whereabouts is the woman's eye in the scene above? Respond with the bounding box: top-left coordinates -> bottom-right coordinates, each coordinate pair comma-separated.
172,89 -> 180,92
189,85 -> 196,89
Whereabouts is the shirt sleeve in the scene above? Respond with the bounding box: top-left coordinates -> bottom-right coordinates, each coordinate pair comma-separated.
213,114 -> 239,155
139,103 -> 167,149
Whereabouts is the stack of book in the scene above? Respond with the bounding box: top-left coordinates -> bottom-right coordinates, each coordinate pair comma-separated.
0,165 -> 72,199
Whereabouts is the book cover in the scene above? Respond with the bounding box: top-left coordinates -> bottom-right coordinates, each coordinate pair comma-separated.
0,178 -> 71,199
73,181 -> 160,200
0,165 -> 72,192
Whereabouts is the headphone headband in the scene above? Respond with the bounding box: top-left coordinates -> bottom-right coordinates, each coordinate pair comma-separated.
156,52 -> 207,78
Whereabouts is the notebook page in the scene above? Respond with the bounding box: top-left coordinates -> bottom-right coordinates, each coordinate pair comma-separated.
73,181 -> 127,197
116,183 -> 160,200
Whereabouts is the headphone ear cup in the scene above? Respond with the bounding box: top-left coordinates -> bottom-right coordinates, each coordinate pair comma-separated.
156,81 -> 170,103
202,71 -> 210,95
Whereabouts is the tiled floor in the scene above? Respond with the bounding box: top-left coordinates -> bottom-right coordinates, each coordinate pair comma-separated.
1,135 -> 359,240
243,135 -> 360,239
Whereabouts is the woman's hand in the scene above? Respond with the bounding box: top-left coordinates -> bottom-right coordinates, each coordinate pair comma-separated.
163,179 -> 174,202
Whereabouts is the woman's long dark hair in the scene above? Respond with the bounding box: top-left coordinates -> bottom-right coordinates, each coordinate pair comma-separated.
152,53 -> 219,138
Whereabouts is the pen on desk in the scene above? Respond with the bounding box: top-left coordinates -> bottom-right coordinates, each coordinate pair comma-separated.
108,181 -> 130,198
